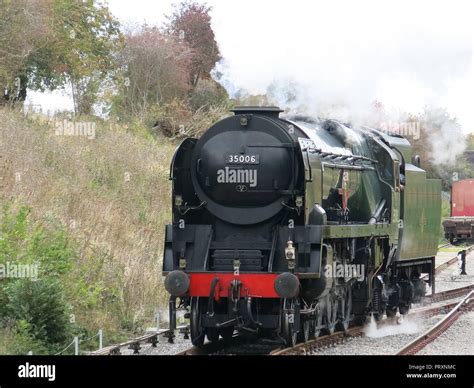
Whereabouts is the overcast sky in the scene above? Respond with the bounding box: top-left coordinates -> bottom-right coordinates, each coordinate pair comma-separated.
26,0 -> 473,133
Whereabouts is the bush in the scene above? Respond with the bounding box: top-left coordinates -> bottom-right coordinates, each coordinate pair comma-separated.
3,321 -> 50,355
189,79 -> 229,112
148,99 -> 193,137
0,204 -> 74,278
0,204 -> 75,352
5,278 -> 72,345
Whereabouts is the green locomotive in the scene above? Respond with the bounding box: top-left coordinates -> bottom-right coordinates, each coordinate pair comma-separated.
163,107 -> 441,346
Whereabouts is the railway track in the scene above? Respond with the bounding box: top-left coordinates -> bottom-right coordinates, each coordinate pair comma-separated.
421,244 -> 473,282
395,291 -> 474,355
87,325 -> 189,355
270,326 -> 363,355
90,284 -> 471,356
424,284 -> 474,303
174,284 -> 474,356
175,338 -> 236,356
270,291 -> 474,356
91,246 -> 472,356
270,293 -> 472,356
89,285 -> 473,356
176,337 -> 280,356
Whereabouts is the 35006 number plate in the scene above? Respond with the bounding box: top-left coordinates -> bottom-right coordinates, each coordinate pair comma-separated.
226,154 -> 260,164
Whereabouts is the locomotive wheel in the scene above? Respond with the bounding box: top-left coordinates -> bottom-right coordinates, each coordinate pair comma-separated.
206,328 -> 220,343
325,294 -> 338,334
190,297 -> 205,347
220,327 -> 234,341
386,306 -> 397,318
373,311 -> 383,321
312,303 -> 323,338
354,314 -> 367,326
399,304 -> 410,315
337,287 -> 352,331
281,299 -> 297,347
297,319 -> 310,343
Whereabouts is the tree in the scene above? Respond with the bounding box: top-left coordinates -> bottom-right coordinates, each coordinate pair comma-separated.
189,78 -> 229,111
112,26 -> 193,122
35,0 -> 123,115
0,0 -> 123,115
0,0 -> 52,104
410,107 -> 472,190
467,133 -> 474,149
166,1 -> 221,90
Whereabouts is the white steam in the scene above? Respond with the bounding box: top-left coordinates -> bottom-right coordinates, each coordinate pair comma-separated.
428,119 -> 467,166
364,315 -> 421,338
211,0 -> 473,142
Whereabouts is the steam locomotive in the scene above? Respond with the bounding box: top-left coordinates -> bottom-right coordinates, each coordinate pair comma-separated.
163,106 -> 441,347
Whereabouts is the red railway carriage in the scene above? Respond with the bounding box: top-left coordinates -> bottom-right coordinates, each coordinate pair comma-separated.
443,179 -> 474,242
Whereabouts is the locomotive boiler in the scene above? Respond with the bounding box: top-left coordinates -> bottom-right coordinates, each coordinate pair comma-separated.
163,106 -> 441,346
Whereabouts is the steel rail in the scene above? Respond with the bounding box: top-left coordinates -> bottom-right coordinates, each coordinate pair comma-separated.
396,291 -> 473,355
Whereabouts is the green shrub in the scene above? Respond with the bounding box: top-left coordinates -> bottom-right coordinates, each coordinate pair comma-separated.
0,204 -> 75,352
0,204 -> 74,276
5,320 -> 50,355
0,205 -> 30,263
189,79 -> 229,112
5,278 -> 72,344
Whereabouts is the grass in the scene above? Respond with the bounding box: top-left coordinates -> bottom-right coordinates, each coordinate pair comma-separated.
0,108 -> 178,348
438,247 -> 465,253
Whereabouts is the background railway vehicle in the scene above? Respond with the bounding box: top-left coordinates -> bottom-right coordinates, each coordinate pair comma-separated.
443,179 -> 474,243
162,106 -> 442,347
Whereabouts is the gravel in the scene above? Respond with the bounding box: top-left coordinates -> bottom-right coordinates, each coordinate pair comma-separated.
310,314 -> 442,355
119,332 -> 193,355
312,250 -> 474,356
426,249 -> 473,295
417,312 -> 474,355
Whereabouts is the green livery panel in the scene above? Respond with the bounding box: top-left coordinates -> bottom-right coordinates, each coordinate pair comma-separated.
399,165 -> 441,260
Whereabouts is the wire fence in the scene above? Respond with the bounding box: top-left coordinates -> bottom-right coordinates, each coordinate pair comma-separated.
55,338 -> 78,356
26,329 -> 104,356
52,330 -> 103,356
29,312 -> 164,355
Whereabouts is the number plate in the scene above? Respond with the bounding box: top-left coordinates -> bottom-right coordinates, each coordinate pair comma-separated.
226,154 -> 260,164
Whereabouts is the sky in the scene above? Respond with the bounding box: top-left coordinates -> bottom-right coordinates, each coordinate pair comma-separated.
25,0 -> 473,133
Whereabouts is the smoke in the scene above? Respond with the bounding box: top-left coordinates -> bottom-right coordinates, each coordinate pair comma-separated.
364,315 -> 421,338
427,119 -> 467,167
210,0 -> 473,162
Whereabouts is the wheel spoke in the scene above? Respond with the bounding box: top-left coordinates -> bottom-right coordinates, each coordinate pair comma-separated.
338,287 -> 352,331
313,305 -> 322,338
